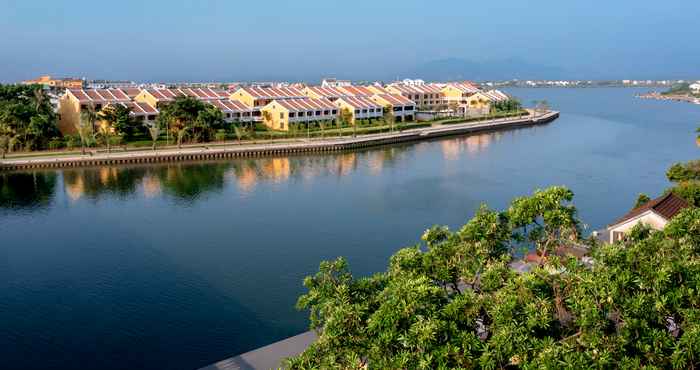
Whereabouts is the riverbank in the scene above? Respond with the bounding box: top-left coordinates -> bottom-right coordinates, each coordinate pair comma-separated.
0,111 -> 558,171
636,91 -> 700,105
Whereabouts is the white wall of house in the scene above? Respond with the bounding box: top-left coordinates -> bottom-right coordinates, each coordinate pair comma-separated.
606,210 -> 668,243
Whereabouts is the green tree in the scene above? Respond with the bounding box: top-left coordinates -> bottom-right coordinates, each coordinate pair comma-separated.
158,96 -> 206,148
339,108 -> 354,137
382,105 -> 395,132
76,104 -> 98,154
0,84 -> 58,151
145,120 -> 162,151
99,104 -> 133,152
634,193 -> 651,208
287,188 -> 700,369
193,104 -> 224,142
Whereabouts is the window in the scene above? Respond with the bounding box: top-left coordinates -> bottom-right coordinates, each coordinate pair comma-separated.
355,109 -> 360,114
405,106 -> 414,111
331,109 -> 337,114
323,110 -> 329,115
226,113 -> 231,118
289,112 -> 296,118
369,108 -> 375,113
362,109 -> 367,113
280,112 -> 284,119
234,113 -> 240,118
393,106 -> 402,112
315,110 -> 321,116
147,115 -> 156,121
95,104 -> 102,110
80,104 -> 87,110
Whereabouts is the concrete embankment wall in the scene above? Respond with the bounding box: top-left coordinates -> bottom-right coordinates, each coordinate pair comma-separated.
0,112 -> 558,172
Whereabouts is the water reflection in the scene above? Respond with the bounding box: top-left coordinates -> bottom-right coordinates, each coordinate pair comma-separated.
0,145 -> 415,210
0,171 -> 57,210
441,131 -> 501,160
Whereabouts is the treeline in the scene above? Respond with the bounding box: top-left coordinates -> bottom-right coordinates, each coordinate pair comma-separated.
664,159 -> 700,206
0,84 -> 60,156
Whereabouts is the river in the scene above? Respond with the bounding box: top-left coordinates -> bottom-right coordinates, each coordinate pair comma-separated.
1,88 -> 698,370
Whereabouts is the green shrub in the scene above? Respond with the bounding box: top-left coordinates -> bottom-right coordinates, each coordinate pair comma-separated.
215,129 -> 227,142
48,137 -> 64,150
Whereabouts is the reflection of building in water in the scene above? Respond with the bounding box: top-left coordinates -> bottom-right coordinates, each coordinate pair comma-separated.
263,158 -> 290,183
141,173 -> 162,198
232,165 -> 258,193
367,151 -> 386,175
335,153 -> 357,177
64,174 -> 85,201
441,140 -> 461,161
99,167 -> 118,186
441,132 -> 498,160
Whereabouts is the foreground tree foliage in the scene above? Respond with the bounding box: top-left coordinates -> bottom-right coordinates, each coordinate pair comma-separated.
287,187 -> 700,369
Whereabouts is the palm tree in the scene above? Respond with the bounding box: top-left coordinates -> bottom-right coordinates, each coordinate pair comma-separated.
99,104 -> 132,153
145,121 -> 161,151
160,96 -> 205,148
77,104 -> 97,155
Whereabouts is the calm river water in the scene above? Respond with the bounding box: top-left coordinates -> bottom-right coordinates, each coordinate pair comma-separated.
1,88 -> 699,370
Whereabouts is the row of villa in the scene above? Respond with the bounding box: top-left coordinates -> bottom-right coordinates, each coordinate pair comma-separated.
56,80 -> 511,133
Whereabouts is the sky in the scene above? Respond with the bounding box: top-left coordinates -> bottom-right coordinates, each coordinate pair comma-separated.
1,0 -> 699,83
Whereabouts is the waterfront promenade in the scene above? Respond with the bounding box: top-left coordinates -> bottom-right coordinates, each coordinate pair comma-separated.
0,111 -> 558,171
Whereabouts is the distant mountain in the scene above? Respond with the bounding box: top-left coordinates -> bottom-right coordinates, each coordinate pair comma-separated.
405,57 -> 569,81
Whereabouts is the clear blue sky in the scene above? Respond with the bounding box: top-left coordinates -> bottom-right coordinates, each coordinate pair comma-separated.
1,0 -> 698,82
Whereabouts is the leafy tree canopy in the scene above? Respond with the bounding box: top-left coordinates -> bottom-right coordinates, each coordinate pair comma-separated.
287,187 -> 700,369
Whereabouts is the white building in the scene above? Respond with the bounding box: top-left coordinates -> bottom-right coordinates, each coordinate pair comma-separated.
604,193 -> 689,243
321,78 -> 352,88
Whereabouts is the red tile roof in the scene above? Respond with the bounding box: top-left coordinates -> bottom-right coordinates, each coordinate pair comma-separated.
270,98 -> 337,112
482,89 -> 510,102
145,88 -> 228,102
106,102 -> 158,117
388,83 -> 444,95
446,81 -> 481,94
611,193 -> 690,227
336,96 -> 382,110
305,86 -> 349,99
338,85 -> 375,96
240,86 -> 305,99
68,89 -> 133,103
210,100 -> 252,113
374,94 -> 416,106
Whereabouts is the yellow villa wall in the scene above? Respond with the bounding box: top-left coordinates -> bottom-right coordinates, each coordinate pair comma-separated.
230,89 -> 256,108
440,86 -> 463,102
367,86 -> 388,95
334,100 -> 357,124
57,94 -> 81,134
260,102 -> 289,130
134,91 -> 159,108
302,87 -> 323,100
465,92 -> 491,111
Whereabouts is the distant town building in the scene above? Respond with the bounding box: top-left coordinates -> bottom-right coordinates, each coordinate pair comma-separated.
690,82 -> 700,93
23,75 -> 84,89
401,78 -> 425,86
87,80 -> 138,89
321,78 -> 352,88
